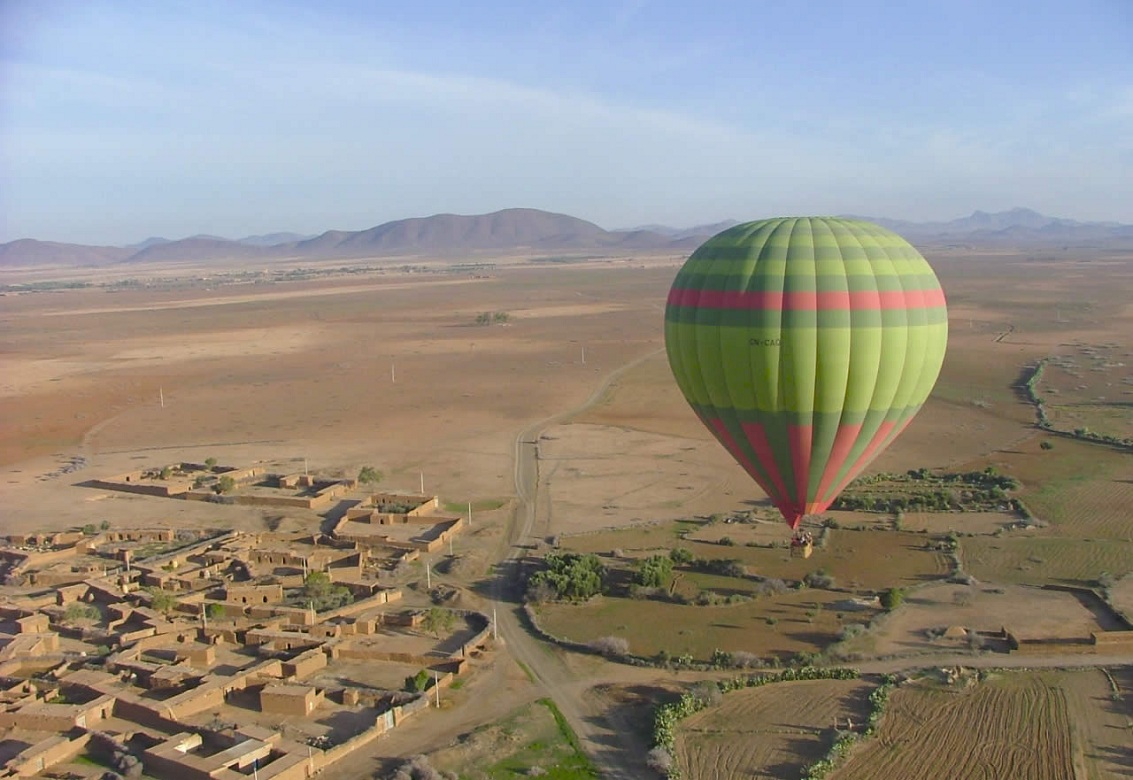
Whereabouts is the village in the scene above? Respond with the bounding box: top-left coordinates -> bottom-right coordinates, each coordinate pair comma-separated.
0,461 -> 491,780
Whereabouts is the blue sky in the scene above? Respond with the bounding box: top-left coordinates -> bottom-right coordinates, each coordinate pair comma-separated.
2,0 -> 1131,245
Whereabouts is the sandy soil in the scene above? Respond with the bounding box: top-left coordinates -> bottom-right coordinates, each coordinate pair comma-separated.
864,582 -> 1120,656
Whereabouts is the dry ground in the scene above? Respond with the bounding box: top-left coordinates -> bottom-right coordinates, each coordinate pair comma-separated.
847,582 -> 1123,657
3,248 -> 1133,775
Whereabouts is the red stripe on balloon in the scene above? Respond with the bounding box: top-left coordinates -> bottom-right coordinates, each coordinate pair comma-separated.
705,418 -> 798,526
739,421 -> 792,505
667,287 -> 945,311
823,418 -> 910,504
787,424 -> 812,511
814,423 -> 864,504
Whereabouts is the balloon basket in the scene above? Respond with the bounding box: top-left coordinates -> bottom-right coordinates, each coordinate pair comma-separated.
790,530 -> 815,558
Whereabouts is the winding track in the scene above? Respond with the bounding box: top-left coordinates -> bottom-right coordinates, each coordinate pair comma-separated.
490,347 -> 665,780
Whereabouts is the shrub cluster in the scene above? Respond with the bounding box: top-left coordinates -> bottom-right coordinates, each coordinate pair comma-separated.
526,551 -> 605,602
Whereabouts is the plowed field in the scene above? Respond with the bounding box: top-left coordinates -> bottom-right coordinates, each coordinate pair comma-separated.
675,679 -> 871,780
831,673 -> 1074,780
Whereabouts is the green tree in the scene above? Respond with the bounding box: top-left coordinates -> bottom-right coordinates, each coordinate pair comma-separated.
205,603 -> 226,620
879,587 -> 906,611
357,465 -> 383,485
99,519 -> 111,531
217,475 -> 236,494
147,589 -> 178,613
404,669 -> 430,693
669,547 -> 693,565
301,571 -> 353,612
526,551 -> 605,602
64,602 -> 100,623
635,555 -> 674,588
422,607 -> 456,638
204,457 -> 218,469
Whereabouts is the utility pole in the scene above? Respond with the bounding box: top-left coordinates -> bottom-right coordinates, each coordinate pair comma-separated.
433,671 -> 440,706
426,561 -> 431,589
492,606 -> 498,641
391,363 -> 396,383
159,387 -> 164,408
467,502 -> 472,527
420,471 -> 425,494
581,345 -> 586,364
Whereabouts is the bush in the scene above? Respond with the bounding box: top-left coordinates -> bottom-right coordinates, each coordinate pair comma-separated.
146,589 -> 178,613
589,636 -> 629,657
756,578 -> 790,596
64,602 -> 99,623
636,555 -> 674,588
669,547 -> 694,565
731,651 -> 760,669
803,569 -> 835,589
391,754 -> 454,780
526,551 -> 605,602
422,607 -> 457,637
646,746 -> 673,774
299,571 -> 354,612
690,681 -> 722,707
357,465 -> 383,484
879,587 -> 906,611
404,670 -> 430,693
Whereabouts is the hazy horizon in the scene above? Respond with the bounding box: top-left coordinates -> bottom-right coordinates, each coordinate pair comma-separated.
3,0 -> 1131,245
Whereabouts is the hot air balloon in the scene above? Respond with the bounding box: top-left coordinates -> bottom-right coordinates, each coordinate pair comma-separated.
664,217 -> 948,530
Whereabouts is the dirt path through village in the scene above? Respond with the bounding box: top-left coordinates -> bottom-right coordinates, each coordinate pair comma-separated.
489,347 -> 666,779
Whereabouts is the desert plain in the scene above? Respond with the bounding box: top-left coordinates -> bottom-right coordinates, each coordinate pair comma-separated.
1,244 -> 1132,779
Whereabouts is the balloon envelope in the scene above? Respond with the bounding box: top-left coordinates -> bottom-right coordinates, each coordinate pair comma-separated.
664,217 -> 948,528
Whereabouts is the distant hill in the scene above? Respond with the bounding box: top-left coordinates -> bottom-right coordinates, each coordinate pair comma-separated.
843,208 -> 1133,247
0,239 -> 130,268
617,219 -> 739,240
124,237 -> 273,264
291,208 -> 674,257
237,232 -> 316,247
3,207 -> 1131,269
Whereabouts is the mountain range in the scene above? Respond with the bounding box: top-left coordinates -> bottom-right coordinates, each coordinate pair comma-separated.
2,207 -> 1131,269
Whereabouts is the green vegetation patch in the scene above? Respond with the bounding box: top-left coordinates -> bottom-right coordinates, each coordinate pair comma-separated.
426,699 -> 598,779
564,522 -> 948,592
536,588 -> 874,663
831,468 -> 1020,514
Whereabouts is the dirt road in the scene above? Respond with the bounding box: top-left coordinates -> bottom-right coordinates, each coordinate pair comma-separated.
489,347 -> 666,779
